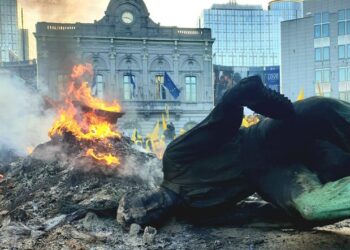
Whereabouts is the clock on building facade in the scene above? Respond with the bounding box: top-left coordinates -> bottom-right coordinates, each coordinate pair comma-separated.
35,0 -> 214,135
121,11 -> 134,24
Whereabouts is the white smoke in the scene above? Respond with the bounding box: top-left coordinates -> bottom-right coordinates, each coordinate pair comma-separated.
0,70 -> 55,156
119,151 -> 164,188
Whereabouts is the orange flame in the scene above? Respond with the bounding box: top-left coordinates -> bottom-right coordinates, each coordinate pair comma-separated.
26,147 -> 34,155
86,149 -> 120,166
49,64 -> 122,166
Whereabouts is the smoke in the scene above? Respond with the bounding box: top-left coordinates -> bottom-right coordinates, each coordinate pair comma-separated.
0,70 -> 55,157
120,151 -> 164,188
18,0 -> 108,23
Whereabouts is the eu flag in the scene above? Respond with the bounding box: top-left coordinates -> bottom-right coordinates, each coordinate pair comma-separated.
164,72 -> 180,99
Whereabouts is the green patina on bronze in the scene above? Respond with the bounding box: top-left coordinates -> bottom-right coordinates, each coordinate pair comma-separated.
293,176 -> 350,221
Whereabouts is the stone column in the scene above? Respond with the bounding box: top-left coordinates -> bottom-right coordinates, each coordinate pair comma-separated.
37,36 -> 51,97
109,44 -> 117,99
142,39 -> 149,100
173,40 -> 180,85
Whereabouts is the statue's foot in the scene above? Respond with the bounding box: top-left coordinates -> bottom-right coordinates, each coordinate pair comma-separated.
224,75 -> 295,119
117,187 -> 181,229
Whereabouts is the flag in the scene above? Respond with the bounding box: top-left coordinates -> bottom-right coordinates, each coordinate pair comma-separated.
317,83 -> 324,96
164,72 -> 180,99
131,129 -> 137,143
162,114 -> 167,130
150,121 -> 160,143
126,71 -> 136,96
241,117 -> 250,128
297,89 -> 304,101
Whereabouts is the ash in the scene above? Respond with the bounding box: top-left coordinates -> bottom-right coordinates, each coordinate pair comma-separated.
1,137 -> 350,250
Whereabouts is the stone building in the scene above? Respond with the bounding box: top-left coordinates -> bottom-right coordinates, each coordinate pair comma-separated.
35,0 -> 214,135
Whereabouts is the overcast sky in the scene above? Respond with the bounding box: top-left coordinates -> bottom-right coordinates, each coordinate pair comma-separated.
18,0 -> 270,58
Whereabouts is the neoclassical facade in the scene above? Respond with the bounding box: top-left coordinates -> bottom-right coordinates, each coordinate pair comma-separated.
35,0 -> 214,135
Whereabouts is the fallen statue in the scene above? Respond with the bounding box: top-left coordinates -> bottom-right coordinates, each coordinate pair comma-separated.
117,75 -> 350,229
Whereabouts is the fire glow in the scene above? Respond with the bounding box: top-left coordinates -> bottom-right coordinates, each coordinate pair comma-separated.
49,64 -> 122,167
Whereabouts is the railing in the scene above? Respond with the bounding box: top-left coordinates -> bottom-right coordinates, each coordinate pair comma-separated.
177,29 -> 202,35
47,25 -> 76,31
0,59 -> 37,67
36,22 -> 212,40
122,100 -> 182,113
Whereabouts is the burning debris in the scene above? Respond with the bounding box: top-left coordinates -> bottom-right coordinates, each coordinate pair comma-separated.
48,64 -> 123,167
1,64 -> 350,249
0,64 -> 165,248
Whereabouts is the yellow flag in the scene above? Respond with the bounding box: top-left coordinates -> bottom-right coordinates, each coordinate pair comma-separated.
150,121 -> 160,142
317,83 -> 324,96
131,129 -> 137,142
241,117 -> 250,128
162,113 -> 167,130
297,89 -> 304,101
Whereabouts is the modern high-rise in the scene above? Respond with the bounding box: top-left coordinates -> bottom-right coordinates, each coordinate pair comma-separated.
0,0 -> 20,62
0,0 -> 29,62
201,0 -> 303,67
281,0 -> 350,101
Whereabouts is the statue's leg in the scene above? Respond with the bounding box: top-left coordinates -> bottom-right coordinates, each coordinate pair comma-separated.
164,98 -> 243,164
256,164 -> 350,226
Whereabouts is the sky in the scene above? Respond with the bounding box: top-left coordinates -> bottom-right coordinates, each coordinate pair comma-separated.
17,0 -> 270,59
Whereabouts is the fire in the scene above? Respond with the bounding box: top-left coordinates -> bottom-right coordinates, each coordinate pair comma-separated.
86,149 -> 120,166
26,147 -> 34,155
49,64 -> 122,167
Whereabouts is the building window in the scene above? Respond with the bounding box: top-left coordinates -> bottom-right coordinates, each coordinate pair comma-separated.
95,74 -> 104,99
339,45 -> 346,59
339,67 -> 350,101
323,47 -> 330,61
348,45 -> 350,58
315,12 -> 330,38
315,69 -> 330,83
155,74 -> 166,100
315,48 -> 322,61
123,74 -> 135,100
315,47 -> 330,61
323,69 -> 330,83
339,67 -> 347,82
338,9 -> 350,36
315,69 -> 331,97
185,76 -> 197,102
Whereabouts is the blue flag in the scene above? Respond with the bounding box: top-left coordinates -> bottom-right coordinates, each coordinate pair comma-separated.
164,72 -> 180,99
126,71 -> 136,97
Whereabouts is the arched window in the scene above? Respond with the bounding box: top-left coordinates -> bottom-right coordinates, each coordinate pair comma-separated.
123,73 -> 135,100
94,74 -> 104,99
155,74 -> 166,100
185,76 -> 197,102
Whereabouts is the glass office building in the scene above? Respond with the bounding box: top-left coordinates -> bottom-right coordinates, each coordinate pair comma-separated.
201,0 -> 303,67
0,0 -> 19,62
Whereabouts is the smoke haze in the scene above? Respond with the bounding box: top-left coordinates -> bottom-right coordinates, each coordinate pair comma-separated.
0,70 -> 55,156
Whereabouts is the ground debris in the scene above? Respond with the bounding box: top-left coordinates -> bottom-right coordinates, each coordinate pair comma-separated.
0,137 -> 350,249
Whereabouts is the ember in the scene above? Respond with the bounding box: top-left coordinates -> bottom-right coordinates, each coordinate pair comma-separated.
49,64 -> 123,167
